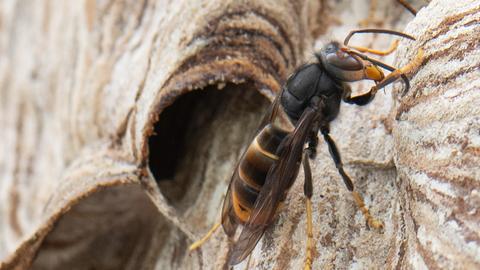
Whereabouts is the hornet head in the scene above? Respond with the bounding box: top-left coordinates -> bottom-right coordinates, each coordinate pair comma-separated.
316,41 -> 384,83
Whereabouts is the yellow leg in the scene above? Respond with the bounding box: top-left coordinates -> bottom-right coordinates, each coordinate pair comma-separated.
352,192 -> 384,229
351,40 -> 399,56
189,222 -> 221,251
372,48 -> 424,92
304,198 -> 314,270
399,48 -> 424,73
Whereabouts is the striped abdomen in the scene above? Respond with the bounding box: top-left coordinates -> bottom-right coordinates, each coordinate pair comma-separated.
230,124 -> 289,224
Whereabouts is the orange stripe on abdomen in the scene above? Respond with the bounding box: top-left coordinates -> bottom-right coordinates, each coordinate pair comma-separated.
232,188 -> 251,223
231,124 -> 289,224
238,124 -> 289,189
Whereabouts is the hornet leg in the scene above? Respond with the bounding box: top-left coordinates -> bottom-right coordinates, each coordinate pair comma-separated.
321,127 -> 384,230
350,39 -> 399,56
189,222 -> 221,251
303,136 -> 317,270
343,48 -> 424,105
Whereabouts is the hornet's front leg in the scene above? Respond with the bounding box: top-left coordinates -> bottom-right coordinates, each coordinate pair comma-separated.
343,48 -> 424,105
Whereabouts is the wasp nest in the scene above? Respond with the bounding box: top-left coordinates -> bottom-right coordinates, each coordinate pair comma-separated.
0,0 -> 478,269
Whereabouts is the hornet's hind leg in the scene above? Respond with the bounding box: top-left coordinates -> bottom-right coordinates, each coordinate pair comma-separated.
189,222 -> 221,251
302,136 -> 318,270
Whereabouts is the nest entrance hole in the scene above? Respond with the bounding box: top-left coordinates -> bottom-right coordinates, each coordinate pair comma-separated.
147,83 -> 270,213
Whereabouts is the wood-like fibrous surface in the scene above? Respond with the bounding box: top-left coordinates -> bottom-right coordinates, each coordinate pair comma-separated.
0,0 -> 478,269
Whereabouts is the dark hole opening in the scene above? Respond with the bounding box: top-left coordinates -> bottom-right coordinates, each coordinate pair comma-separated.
147,83 -> 270,212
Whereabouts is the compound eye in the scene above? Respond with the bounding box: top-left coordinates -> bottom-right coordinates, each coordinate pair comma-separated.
325,51 -> 363,71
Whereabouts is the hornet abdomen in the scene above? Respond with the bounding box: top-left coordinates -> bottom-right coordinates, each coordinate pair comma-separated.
230,124 -> 289,224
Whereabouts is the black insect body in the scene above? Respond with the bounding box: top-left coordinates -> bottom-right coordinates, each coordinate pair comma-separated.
190,29 -> 423,270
